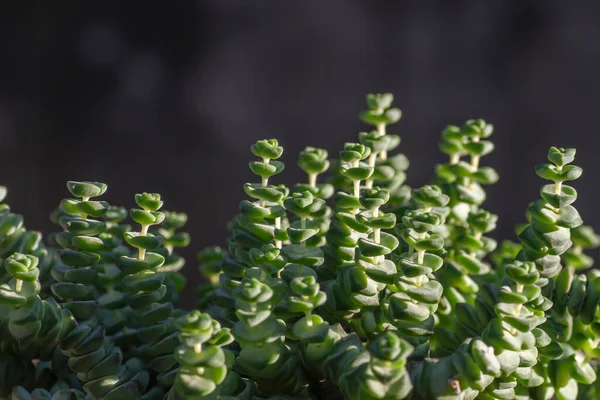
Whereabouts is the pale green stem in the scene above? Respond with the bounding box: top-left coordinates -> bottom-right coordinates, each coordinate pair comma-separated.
139,224 -> 149,261
365,152 -> 378,189
373,208 -> 380,244
471,155 -> 480,171
415,231 -> 427,286
15,279 -> 22,293
275,217 -> 282,248
80,197 -> 90,220
308,173 -> 317,188
373,207 -> 382,264
555,180 -> 562,195
260,157 -> 270,207
353,180 -> 360,199
417,250 -> 425,266
350,159 -> 361,214
450,154 -> 460,165
377,123 -> 387,160
416,232 -> 427,265
554,165 -> 563,194
303,298 -> 313,326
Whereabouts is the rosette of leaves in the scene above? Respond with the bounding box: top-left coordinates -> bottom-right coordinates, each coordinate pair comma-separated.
547,226 -> 600,351
232,277 -> 308,395
51,181 -> 110,326
1,253 -> 150,399
334,331 -> 413,400
358,94 -> 411,217
382,185 -> 448,358
434,209 -> 498,347
358,93 -> 402,162
534,227 -> 600,399
555,226 -> 600,399
513,147 -> 585,398
475,260 -> 549,398
321,143 -> 373,278
0,186 -> 56,298
339,142 -> 374,200
168,310 -> 252,399
155,211 -> 191,305
433,147 -> 585,398
213,139 -> 288,319
433,121 -> 499,332
518,147 -> 582,281
411,337 -> 502,399
350,187 -> 398,339
435,119 -> 498,215
294,147 -> 333,248
0,253 -> 42,350
280,190 -> 326,279
323,144 -> 392,319
115,193 -> 172,354
286,275 -> 330,377
94,206 -> 130,334
0,251 -> 73,393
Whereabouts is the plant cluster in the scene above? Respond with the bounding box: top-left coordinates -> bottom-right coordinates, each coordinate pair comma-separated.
1,93 -> 600,399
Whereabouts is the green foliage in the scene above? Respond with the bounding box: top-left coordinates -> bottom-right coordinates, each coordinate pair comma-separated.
1,93 -> 600,400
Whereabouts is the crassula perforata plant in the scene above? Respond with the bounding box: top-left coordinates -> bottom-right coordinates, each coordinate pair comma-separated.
1,94 -> 599,400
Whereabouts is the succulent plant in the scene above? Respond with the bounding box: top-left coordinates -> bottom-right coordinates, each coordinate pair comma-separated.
2,94 -> 600,400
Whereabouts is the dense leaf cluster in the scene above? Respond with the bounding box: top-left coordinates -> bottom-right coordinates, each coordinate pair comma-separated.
1,93 -> 599,399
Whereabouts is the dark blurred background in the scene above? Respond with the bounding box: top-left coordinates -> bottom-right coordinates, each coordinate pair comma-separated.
1,1 -> 600,307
